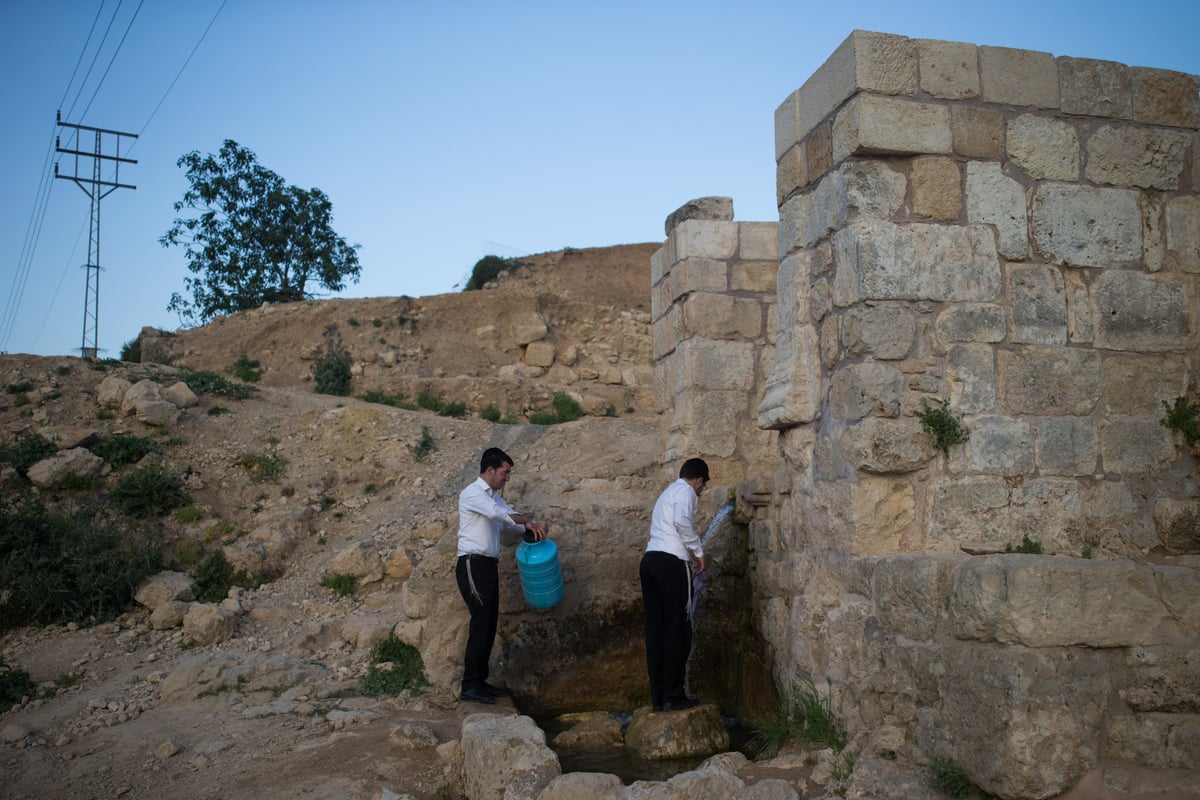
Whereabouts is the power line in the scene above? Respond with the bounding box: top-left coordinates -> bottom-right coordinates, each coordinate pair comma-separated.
77,0 -> 145,124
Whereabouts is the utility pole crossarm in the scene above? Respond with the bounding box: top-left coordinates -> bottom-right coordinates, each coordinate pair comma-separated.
53,110 -> 138,359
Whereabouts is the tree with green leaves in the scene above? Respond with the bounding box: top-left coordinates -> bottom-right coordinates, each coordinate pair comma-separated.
162,140 -> 362,325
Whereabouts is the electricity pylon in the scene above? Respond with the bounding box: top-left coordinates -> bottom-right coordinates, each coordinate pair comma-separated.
54,110 -> 137,359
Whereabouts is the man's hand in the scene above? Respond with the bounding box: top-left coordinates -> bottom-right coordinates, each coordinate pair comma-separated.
694,554 -> 707,574
525,519 -> 549,540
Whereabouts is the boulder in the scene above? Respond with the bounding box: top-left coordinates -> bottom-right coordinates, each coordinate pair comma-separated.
26,447 -> 106,488
461,713 -> 559,800
182,603 -> 238,645
136,571 -> 197,609
624,704 -> 730,760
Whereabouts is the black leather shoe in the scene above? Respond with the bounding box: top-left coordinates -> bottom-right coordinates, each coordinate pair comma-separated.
483,683 -> 511,697
664,697 -> 700,711
458,687 -> 496,704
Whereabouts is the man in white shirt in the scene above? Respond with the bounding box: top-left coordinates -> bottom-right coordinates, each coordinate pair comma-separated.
640,457 -> 709,712
456,447 -> 548,704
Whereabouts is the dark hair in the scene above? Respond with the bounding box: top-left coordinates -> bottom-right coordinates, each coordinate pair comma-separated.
679,457 -> 709,481
480,447 -> 513,473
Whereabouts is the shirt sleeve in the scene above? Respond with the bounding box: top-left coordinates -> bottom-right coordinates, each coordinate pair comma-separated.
461,483 -> 524,532
672,484 -> 704,558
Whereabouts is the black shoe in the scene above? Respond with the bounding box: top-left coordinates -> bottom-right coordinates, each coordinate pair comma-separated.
664,697 -> 700,711
482,682 -> 511,697
458,687 -> 496,704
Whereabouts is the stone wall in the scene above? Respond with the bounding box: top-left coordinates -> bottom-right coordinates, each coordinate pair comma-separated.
655,30 -> 1200,799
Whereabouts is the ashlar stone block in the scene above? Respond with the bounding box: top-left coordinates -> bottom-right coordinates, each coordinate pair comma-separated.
758,324 -> 821,430
1099,415 -> 1176,474
828,361 -> 904,421
952,105 -> 1006,159
966,162 -> 1029,260
731,260 -> 779,293
848,476 -> 915,555
1085,124 -> 1191,190
1058,56 -> 1133,118
1007,114 -> 1080,181
670,256 -> 728,302
1166,195 -> 1200,273
1131,67 -> 1200,128
672,218 -> 738,261
1031,183 -> 1142,266
843,417 -> 934,473
1101,355 -> 1189,415
1035,417 -> 1099,476
926,477 -> 1012,551
1153,497 -> 1200,554
678,338 -> 756,392
843,304 -> 916,360
1093,270 -> 1194,352
917,38 -> 979,100
1008,264 -> 1067,346
936,304 -> 1006,344
683,293 -> 762,339
1125,646 -> 1200,713
999,347 -> 1101,416
979,45 -> 1059,108
777,143 -> 807,206
910,156 -> 961,221
739,221 -> 780,261
833,95 -> 952,162
963,415 -> 1033,476
832,220 -> 1001,305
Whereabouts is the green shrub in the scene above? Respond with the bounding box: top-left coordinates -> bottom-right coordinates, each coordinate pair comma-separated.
464,255 -> 529,291
528,410 -> 557,425
235,452 -> 286,483
479,405 -> 501,423
176,505 -> 203,523
207,406 -> 232,416
5,381 -> 34,394
0,432 -> 58,476
358,390 -> 414,409
1161,395 -> 1200,447
192,550 -> 260,603
359,634 -> 427,696
312,325 -> 353,396
60,472 -> 102,491
321,573 -> 354,597
416,390 -> 444,413
928,758 -> 974,798
372,318 -> 382,328
0,658 -> 37,710
438,401 -> 467,418
179,369 -> 255,400
916,399 -> 970,456
748,676 -> 847,758
552,392 -> 583,423
89,434 -> 159,467
109,463 -> 190,517
231,355 -> 262,383
1006,534 -> 1043,554
415,426 -> 435,461
120,337 -> 142,362
0,493 -> 163,631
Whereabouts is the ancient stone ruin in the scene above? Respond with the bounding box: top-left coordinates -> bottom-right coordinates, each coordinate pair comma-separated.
653,30 -> 1199,799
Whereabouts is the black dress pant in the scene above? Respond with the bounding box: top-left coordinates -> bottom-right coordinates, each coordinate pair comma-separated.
456,554 -> 499,691
639,550 -> 694,708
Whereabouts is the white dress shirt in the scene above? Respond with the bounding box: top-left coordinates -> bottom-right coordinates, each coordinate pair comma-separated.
457,476 -> 524,557
645,478 -> 705,562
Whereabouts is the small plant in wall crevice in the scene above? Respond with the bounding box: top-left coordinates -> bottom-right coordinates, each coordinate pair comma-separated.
916,399 -> 970,456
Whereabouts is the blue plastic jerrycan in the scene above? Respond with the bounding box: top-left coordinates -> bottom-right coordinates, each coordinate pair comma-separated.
515,534 -> 563,609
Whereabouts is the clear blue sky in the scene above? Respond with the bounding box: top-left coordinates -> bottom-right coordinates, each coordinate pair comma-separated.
2,0 -> 1197,358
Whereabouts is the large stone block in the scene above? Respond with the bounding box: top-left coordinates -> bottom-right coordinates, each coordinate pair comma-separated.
979,45 -> 1059,108
910,156 -> 961,221
867,555 -> 960,641
926,477 -> 1011,551
832,220 -> 1001,305
1100,415 -> 1176,475
1008,114 -> 1080,181
1032,183 -> 1142,266
731,260 -> 780,293
963,415 -> 1033,476
673,219 -> 738,261
1008,478 -> 1085,553
1058,56 -> 1133,118
842,304 -> 915,360
1106,713 -> 1200,770
1085,125 -> 1191,190
847,476 -> 916,555
668,390 -> 746,459
828,362 -> 904,421
934,640 -> 1109,799
917,38 -> 979,99
833,95 -> 952,162
1131,67 -> 1200,128
1125,646 -> 1200,713
947,343 -> 997,414
664,196 -> 733,236
998,347 -> 1101,416
776,143 -> 806,205
758,325 -> 821,430
670,256 -> 728,302
1166,195 -> 1200,273
461,714 -> 560,800
936,304 -> 1006,344
1153,497 -> 1200,554
1034,417 -> 1099,476
951,556 -> 1193,647
952,105 -> 1006,159
843,417 -> 933,474
678,338 -> 756,392
740,221 -> 780,260
1101,355 -> 1189,415
1009,264 -> 1067,345
683,293 -> 762,339
777,30 -> 919,156
1093,270 -> 1194,352
965,162 -> 1028,260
